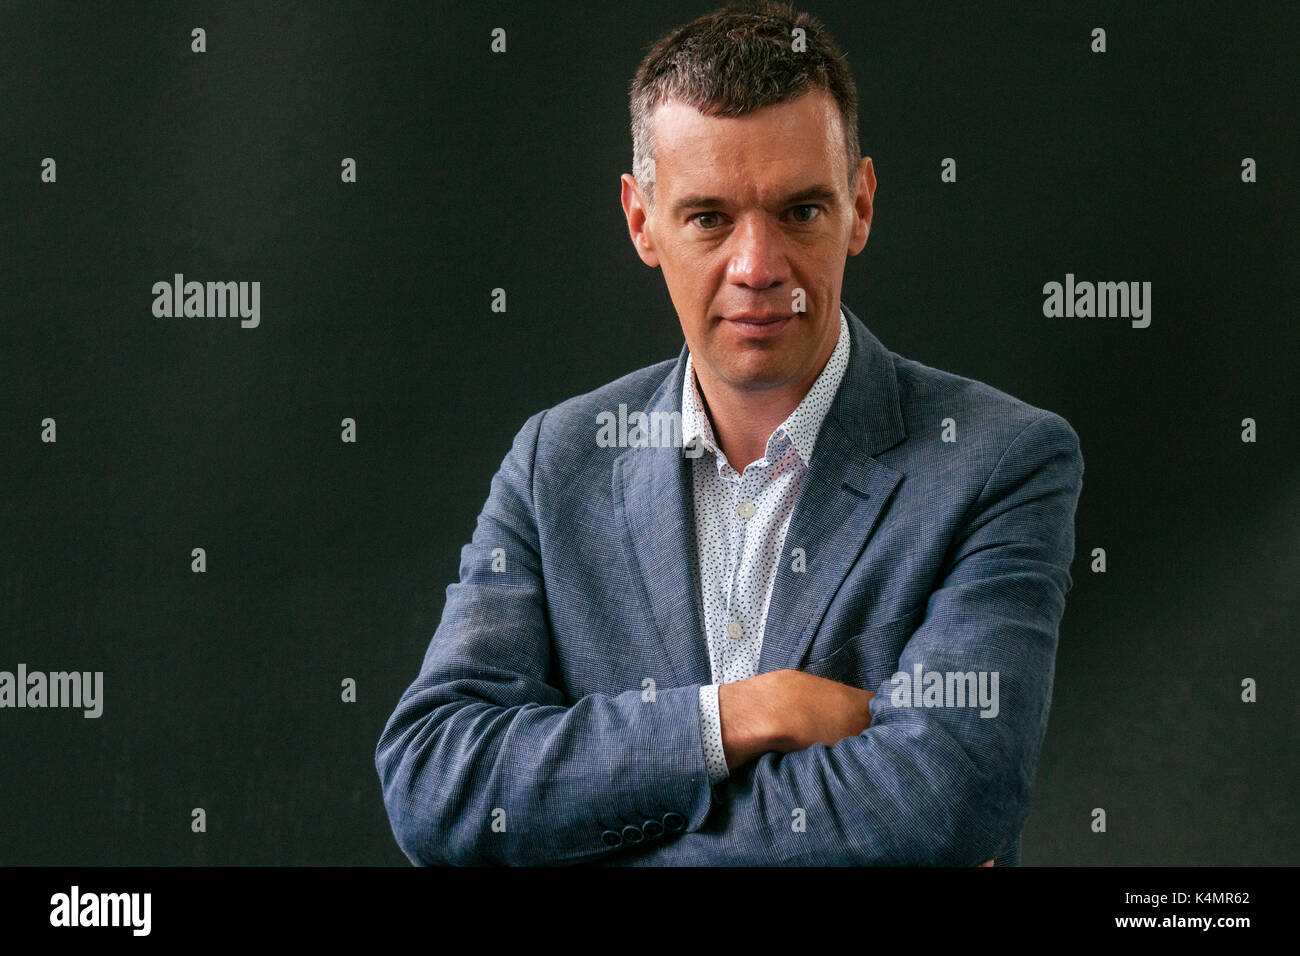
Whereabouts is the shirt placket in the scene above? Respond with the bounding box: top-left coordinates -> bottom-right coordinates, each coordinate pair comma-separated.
722,460 -> 766,682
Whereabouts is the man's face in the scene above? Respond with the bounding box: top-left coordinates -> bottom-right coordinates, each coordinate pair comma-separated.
622,90 -> 875,395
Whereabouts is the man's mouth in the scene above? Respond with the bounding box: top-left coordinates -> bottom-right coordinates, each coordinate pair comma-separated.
722,313 -> 796,338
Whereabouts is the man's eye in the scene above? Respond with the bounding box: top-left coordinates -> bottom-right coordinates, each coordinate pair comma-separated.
690,212 -> 723,230
789,204 -> 821,223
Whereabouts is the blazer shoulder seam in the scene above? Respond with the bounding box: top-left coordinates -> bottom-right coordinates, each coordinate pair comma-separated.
972,411 -> 1059,503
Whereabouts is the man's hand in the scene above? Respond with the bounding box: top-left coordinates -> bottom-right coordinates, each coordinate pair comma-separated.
718,669 -> 875,770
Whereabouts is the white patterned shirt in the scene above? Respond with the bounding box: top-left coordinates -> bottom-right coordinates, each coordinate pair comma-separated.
686,310 -> 851,784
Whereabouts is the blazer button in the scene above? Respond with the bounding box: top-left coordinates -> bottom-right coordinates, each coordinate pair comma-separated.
642,819 -> 665,839
621,824 -> 645,845
601,829 -> 623,848
662,812 -> 686,832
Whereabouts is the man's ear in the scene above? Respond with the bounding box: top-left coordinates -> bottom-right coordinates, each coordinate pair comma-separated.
621,173 -> 661,268
847,157 -> 875,257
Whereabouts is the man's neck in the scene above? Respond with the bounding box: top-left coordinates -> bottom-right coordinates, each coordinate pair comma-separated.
694,333 -> 837,474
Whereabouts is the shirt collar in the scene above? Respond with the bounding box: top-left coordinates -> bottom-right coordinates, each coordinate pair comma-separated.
682,308 -> 851,471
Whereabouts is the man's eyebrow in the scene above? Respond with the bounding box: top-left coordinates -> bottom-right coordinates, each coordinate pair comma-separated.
672,184 -> 840,217
781,185 -> 839,206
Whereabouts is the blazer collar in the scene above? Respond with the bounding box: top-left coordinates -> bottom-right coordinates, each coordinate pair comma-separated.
611,302 -> 907,684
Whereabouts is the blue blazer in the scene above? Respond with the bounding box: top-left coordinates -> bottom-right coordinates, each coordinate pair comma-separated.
376,303 -> 1084,866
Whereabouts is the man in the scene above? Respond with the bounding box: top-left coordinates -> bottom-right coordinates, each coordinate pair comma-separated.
375,0 -> 1083,866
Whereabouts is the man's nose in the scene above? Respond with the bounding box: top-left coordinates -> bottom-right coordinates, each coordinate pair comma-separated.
725,215 -> 788,290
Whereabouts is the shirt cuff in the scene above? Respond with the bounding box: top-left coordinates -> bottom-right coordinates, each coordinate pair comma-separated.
698,682 -> 730,784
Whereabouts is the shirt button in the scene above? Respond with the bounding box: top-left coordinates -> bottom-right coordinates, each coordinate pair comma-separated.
726,620 -> 742,640
736,500 -> 756,519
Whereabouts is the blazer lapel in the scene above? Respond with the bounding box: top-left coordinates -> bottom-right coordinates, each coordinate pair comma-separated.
612,346 -> 714,688
757,304 -> 907,674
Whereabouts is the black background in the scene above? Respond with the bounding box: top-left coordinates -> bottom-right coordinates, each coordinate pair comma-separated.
2,1 -> 1296,864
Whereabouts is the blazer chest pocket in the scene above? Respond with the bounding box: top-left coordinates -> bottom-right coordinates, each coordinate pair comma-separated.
802,603 -> 928,689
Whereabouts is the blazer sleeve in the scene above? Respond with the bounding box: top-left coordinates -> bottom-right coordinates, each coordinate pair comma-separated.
602,411 -> 1085,865
374,408 -> 715,865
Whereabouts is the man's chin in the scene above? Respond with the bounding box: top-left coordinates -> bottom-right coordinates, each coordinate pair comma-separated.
713,358 -> 800,391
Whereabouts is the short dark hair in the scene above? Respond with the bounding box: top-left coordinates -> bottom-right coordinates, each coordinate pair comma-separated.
629,0 -> 861,210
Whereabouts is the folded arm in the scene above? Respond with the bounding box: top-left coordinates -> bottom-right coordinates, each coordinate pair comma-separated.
377,408 -> 1082,866
375,410 -> 715,865
603,412 -> 1084,865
